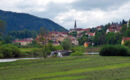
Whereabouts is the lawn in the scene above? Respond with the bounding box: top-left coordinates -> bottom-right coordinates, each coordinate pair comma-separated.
0,55 -> 130,80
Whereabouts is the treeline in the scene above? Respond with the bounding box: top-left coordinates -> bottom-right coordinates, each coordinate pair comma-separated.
8,29 -> 38,39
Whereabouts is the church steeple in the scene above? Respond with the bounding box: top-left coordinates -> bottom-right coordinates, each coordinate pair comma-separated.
74,20 -> 77,30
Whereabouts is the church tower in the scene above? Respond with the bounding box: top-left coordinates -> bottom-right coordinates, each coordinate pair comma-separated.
74,20 -> 77,30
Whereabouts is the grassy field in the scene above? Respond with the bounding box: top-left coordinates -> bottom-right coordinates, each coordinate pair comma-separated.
0,55 -> 130,80
20,48 -> 39,53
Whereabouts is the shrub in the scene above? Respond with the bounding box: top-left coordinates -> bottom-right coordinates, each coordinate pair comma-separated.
54,45 -> 63,51
71,51 -> 84,56
61,38 -> 72,50
71,46 -> 85,56
100,45 -> 130,56
124,41 -> 130,48
0,44 -> 21,58
0,53 -> 3,58
31,48 -> 43,57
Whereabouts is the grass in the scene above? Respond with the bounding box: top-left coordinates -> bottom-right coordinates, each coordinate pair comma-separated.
19,48 -> 39,53
0,55 -> 130,80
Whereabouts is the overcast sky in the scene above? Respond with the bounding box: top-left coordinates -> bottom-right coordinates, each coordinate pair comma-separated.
0,0 -> 130,29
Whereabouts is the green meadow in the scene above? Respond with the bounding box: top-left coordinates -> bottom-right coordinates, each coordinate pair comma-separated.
0,55 -> 130,80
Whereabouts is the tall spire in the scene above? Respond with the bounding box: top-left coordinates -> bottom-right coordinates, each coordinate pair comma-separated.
74,20 -> 77,30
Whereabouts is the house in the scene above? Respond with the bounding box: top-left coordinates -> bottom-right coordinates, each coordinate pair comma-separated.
68,36 -> 79,45
121,37 -> 130,45
84,42 -> 91,47
106,24 -> 122,34
96,26 -> 102,30
36,32 -> 68,46
13,38 -> 33,46
87,32 -> 95,37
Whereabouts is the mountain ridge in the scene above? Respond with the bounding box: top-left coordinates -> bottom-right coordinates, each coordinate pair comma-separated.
0,9 -> 68,32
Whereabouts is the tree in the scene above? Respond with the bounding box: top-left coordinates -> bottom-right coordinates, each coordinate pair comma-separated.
61,38 -> 72,50
121,24 -> 127,34
93,30 -> 106,45
105,32 -> 122,44
124,41 -> 130,48
78,35 -> 88,45
69,31 -> 77,37
0,20 -> 5,35
124,28 -> 130,37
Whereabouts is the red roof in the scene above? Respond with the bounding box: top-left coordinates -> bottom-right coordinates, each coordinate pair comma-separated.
14,39 -> 33,43
123,37 -> 130,41
88,32 -> 95,36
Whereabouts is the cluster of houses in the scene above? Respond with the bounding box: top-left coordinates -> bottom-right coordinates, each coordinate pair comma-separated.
13,20 -> 130,47
36,32 -> 79,46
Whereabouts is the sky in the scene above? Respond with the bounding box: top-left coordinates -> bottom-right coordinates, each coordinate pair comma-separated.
0,0 -> 130,29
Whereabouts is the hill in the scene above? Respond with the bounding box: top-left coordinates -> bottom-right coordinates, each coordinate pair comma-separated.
0,10 -> 67,32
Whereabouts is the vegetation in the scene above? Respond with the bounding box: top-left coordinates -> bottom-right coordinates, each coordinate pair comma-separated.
1,56 -> 130,80
0,44 -> 21,58
71,46 -> 85,56
8,29 -> 38,39
124,41 -> 130,48
0,20 -> 5,35
61,38 -> 72,50
100,45 -> 130,56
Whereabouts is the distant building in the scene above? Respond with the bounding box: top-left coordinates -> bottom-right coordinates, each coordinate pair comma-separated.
36,32 -> 68,46
106,25 -> 122,34
96,26 -> 102,31
13,38 -> 33,46
68,36 -> 79,45
121,37 -> 130,45
87,32 -> 95,37
84,42 -> 91,48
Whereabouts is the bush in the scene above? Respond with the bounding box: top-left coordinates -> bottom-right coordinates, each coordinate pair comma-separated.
0,44 -> 21,58
100,45 -> 130,56
124,41 -> 130,48
71,46 -> 85,56
61,38 -> 72,50
71,51 -> 83,56
31,48 -> 43,57
0,53 -> 3,58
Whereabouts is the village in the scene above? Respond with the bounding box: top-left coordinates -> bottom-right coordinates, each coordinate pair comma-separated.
13,20 -> 130,47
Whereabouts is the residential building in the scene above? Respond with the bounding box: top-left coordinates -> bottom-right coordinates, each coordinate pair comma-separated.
13,38 -> 33,46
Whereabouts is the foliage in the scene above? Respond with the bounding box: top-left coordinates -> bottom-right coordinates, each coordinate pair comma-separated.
124,28 -> 130,37
61,38 -> 72,50
31,48 -> 43,57
100,45 -> 130,56
121,24 -> 127,33
124,41 -> 130,48
71,46 -> 85,56
0,19 -> 6,34
71,51 -> 84,56
78,35 -> 88,45
69,31 -> 77,37
105,32 -> 122,44
93,30 -> 106,45
8,29 -> 37,39
0,44 -> 21,58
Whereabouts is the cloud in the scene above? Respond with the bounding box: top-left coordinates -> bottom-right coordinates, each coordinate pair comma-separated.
0,0 -> 130,29
54,1 -> 130,29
